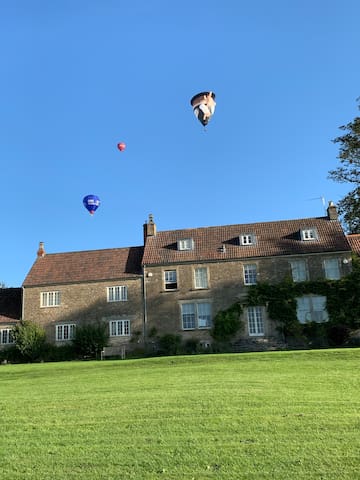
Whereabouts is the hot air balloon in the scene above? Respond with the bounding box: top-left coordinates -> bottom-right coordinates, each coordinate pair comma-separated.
190,91 -> 216,127
117,142 -> 126,152
83,194 -> 100,215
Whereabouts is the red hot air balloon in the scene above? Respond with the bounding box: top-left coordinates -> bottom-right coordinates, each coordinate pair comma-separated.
117,142 -> 126,152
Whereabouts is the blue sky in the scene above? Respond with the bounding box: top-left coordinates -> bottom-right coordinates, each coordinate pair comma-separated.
1,0 -> 360,287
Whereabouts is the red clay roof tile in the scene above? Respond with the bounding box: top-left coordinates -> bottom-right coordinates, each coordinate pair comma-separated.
142,216 -> 350,265
23,246 -> 143,287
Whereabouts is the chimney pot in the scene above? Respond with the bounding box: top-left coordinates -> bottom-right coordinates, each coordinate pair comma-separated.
37,242 -> 46,257
327,201 -> 338,220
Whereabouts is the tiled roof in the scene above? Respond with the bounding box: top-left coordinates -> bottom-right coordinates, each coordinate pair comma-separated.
23,246 -> 143,287
0,288 -> 22,321
347,234 -> 360,254
142,216 -> 350,265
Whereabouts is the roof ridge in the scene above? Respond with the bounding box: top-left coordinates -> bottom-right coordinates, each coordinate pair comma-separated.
157,216 -> 330,235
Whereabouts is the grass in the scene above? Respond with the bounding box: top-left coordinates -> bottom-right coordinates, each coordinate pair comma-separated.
0,349 -> 359,479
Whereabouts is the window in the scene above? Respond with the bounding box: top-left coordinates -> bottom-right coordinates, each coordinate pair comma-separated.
296,295 -> 329,323
107,286 -> 128,302
177,238 -> 194,251
323,258 -> 340,280
164,270 -> 177,290
110,320 -> 130,336
240,234 -> 255,245
56,324 -> 75,341
290,260 -> 308,282
0,329 -> 14,345
41,291 -> 60,307
243,264 -> 257,285
181,302 -> 212,330
300,228 -> 318,241
247,306 -> 264,336
194,267 -> 208,289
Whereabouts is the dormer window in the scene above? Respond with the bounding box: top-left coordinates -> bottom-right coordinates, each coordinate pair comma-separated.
300,228 -> 318,241
240,234 -> 255,246
177,238 -> 194,251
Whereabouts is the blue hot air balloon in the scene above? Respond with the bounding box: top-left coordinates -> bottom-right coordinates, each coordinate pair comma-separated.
83,194 -> 100,215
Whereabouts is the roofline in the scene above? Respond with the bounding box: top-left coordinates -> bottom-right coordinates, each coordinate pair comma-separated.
142,250 -> 352,268
153,216 -> 335,235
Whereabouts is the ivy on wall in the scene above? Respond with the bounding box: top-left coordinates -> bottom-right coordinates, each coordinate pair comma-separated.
211,302 -> 244,341
212,255 -> 360,342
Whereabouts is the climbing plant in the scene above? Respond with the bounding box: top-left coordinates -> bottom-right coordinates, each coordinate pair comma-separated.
211,255 -> 360,344
211,302 -> 243,341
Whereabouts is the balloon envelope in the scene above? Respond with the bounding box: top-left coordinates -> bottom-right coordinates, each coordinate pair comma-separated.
190,91 -> 216,127
117,142 -> 126,152
83,194 -> 100,215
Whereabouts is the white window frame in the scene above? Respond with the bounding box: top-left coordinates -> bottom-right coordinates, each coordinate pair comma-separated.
41,291 -> 61,307
56,324 -> 76,341
243,264 -> 257,285
107,286 -> 128,302
180,301 -> 212,330
247,306 -> 264,336
194,267 -> 208,289
296,295 -> 329,323
177,238 -> 194,251
300,228 -> 318,241
164,270 -> 177,290
240,234 -> 255,246
290,260 -> 308,282
109,319 -> 130,337
0,329 -> 14,344
323,258 -> 340,280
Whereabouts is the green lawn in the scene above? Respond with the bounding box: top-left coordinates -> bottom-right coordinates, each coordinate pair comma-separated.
0,349 -> 359,479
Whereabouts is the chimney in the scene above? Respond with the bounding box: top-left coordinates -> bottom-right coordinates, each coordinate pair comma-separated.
327,201 -> 338,220
37,241 -> 46,258
143,214 -> 157,244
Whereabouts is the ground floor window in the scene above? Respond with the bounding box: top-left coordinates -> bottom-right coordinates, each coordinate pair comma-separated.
109,319 -> 130,336
56,324 -> 76,341
296,295 -> 328,323
181,302 -> 212,330
0,329 -> 14,344
247,306 -> 264,336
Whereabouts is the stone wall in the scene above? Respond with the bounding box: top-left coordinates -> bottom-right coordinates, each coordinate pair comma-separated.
22,278 -> 143,345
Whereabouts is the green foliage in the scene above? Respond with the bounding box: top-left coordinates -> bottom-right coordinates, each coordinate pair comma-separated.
246,260 -> 360,343
72,321 -> 109,359
328,100 -> 360,233
211,303 -> 243,341
157,334 -> 182,355
11,320 -> 47,362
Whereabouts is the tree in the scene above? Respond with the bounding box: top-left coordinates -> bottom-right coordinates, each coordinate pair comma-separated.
328,99 -> 360,233
72,322 -> 109,359
12,320 -> 46,361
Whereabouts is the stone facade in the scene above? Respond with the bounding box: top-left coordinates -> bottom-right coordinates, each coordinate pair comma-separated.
19,203 -> 353,352
23,278 -> 143,346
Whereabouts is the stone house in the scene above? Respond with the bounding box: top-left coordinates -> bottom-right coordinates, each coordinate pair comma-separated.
17,202 -> 353,353
22,245 -> 144,349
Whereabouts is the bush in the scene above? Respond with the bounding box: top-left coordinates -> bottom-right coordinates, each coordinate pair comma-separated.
182,338 -> 200,354
72,322 -> 109,359
157,334 -> 182,356
11,320 -> 47,362
326,324 -> 351,346
0,345 -> 24,364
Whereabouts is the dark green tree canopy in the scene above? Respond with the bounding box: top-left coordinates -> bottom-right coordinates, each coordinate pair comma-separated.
328,100 -> 360,233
